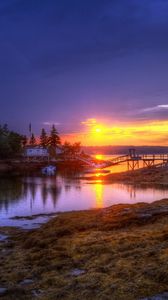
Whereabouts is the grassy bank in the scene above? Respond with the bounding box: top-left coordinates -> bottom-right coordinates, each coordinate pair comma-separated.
88,166 -> 168,186
1,199 -> 168,299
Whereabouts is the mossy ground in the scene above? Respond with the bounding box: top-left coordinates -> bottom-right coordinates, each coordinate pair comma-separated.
1,200 -> 168,299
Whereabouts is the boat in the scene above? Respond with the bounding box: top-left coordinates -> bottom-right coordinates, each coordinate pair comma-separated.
42,165 -> 56,176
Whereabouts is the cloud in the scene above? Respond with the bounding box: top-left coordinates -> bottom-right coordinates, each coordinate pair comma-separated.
81,118 -> 97,126
140,104 -> 168,112
130,104 -> 168,122
43,122 -> 60,126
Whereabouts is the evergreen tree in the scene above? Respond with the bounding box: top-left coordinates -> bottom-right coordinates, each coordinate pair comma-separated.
2,124 -> 8,135
22,135 -> 27,147
40,128 -> 48,147
62,141 -> 72,156
62,141 -> 81,157
0,124 -> 24,158
30,133 -> 36,145
48,125 -> 61,147
72,142 -> 81,155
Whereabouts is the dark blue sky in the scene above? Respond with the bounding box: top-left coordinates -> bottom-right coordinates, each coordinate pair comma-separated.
0,0 -> 168,139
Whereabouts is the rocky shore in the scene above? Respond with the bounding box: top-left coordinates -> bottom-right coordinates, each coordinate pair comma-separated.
89,166 -> 168,186
1,199 -> 168,299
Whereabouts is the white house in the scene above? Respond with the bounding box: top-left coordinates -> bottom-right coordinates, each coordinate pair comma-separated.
24,146 -> 63,158
24,146 -> 49,158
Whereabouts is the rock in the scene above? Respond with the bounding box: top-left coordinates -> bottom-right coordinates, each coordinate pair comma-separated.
110,284 -> 117,290
70,269 -> 86,276
1,249 -> 12,255
32,289 -> 43,296
0,288 -> 7,296
140,292 -> 168,300
0,234 -> 8,242
20,279 -> 34,286
138,213 -> 152,219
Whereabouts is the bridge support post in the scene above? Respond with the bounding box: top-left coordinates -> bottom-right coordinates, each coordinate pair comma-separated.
143,160 -> 155,168
127,159 -> 139,171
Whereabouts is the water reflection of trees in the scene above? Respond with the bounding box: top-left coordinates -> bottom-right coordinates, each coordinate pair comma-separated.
23,177 -> 62,208
0,177 -> 63,212
63,178 -> 81,193
2,175 -> 167,214
40,178 -> 62,208
0,177 -> 23,211
115,183 -> 168,200
0,175 -> 83,214
59,168 -> 82,179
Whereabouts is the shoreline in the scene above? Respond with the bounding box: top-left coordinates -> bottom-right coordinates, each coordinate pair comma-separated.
1,199 -> 168,299
0,160 -> 85,176
1,162 -> 168,298
86,165 -> 168,185
1,159 -> 168,184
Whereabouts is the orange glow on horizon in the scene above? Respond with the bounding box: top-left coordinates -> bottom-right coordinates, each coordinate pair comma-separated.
61,119 -> 168,146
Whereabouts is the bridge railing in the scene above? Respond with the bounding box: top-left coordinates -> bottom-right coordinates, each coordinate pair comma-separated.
75,152 -> 168,169
141,154 -> 168,160
106,155 -> 130,165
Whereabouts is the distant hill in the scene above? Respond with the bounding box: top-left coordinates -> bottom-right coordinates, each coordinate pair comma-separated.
82,146 -> 168,155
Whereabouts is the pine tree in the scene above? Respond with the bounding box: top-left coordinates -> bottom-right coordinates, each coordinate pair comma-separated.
48,125 -> 61,147
22,135 -> 27,147
72,142 -> 81,155
0,124 -> 24,158
62,141 -> 72,156
40,128 -> 48,147
30,133 -> 36,145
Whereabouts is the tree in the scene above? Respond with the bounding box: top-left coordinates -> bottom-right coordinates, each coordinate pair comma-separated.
48,125 -> 61,147
62,141 -> 81,157
72,142 -> 81,155
62,141 -> 72,156
8,131 -> 24,154
2,124 -> 8,135
29,133 -> 36,145
40,128 -> 48,147
0,124 -> 24,159
22,135 -> 27,147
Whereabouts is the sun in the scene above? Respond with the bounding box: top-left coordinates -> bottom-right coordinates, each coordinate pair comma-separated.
95,154 -> 103,160
95,127 -> 102,133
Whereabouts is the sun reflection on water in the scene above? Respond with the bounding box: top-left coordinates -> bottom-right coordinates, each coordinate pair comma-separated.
93,180 -> 104,208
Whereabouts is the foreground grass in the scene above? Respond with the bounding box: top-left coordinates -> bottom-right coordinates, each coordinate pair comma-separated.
1,200 -> 168,299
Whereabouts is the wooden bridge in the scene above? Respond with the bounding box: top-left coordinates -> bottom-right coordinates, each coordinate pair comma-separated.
76,149 -> 168,170
23,147 -> 168,171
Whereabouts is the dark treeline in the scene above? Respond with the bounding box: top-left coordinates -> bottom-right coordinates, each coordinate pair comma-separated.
29,125 -> 81,157
0,124 -> 26,159
28,125 -> 61,147
0,124 -> 82,159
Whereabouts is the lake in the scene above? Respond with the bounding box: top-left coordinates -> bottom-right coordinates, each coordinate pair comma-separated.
0,167 -> 168,228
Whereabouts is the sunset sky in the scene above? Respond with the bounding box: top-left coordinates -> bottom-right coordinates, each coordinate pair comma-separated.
1,0 -> 168,145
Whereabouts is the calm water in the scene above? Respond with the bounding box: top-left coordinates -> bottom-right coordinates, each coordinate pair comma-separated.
0,169 -> 168,227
